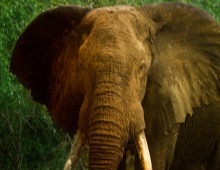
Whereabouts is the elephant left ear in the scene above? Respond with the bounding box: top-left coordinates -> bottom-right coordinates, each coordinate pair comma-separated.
141,3 -> 220,136
10,6 -> 92,135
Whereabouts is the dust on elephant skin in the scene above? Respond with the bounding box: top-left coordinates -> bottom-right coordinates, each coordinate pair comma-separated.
10,2 -> 220,170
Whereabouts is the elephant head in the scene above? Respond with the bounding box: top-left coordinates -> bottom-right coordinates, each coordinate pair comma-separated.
10,3 -> 220,170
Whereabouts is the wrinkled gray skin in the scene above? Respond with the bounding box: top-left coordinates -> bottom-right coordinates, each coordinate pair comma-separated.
10,2 -> 220,170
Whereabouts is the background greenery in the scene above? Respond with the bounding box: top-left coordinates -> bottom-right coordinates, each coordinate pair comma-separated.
0,0 -> 219,169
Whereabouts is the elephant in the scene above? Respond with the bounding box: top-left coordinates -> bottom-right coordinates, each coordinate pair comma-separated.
10,2 -> 220,170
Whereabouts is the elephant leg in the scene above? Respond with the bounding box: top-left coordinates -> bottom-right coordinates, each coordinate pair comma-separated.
171,103 -> 220,170
206,135 -> 220,169
147,124 -> 180,170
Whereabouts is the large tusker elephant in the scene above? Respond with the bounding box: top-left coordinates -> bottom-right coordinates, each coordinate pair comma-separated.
10,2 -> 220,170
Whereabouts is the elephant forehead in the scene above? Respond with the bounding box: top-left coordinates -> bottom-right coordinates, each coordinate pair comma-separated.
79,29 -> 146,69
85,5 -> 137,23
79,6 -> 150,70
80,5 -> 148,39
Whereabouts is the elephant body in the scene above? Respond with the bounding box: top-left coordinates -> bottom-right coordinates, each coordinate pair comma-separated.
10,2 -> 220,170
143,102 -> 220,169
172,103 -> 220,169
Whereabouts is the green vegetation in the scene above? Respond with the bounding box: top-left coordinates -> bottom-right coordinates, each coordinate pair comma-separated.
0,0 -> 219,169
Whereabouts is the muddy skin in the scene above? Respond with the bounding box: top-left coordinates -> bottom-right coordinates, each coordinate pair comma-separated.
10,3 -> 220,170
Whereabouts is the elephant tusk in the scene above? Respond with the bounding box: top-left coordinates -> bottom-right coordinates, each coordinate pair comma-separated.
135,130 -> 152,170
64,129 -> 86,170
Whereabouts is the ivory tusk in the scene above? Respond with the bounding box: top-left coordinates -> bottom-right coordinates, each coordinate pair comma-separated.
64,129 -> 86,170
135,130 -> 152,170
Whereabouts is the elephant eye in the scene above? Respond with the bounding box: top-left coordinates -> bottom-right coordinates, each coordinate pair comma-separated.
139,64 -> 145,70
139,61 -> 146,72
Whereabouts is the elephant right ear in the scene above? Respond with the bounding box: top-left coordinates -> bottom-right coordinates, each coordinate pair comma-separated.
141,3 -> 220,137
10,6 -> 92,135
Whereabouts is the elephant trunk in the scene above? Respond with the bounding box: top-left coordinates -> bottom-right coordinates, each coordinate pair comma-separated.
89,125 -> 125,169
88,92 -> 129,169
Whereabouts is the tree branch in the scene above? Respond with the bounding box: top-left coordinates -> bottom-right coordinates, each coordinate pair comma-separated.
0,147 -> 17,169
0,111 -> 19,149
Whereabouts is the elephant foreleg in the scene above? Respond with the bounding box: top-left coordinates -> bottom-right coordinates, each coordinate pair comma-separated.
147,124 -> 180,170
206,135 -> 220,169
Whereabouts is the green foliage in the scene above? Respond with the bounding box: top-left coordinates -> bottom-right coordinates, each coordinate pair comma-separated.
0,0 -> 219,169
0,0 -> 71,169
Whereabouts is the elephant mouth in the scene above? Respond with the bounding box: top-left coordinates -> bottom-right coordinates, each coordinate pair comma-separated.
64,129 -> 152,170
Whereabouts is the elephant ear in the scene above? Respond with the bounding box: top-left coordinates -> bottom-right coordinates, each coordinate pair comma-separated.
141,3 -> 220,136
10,6 -> 92,135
